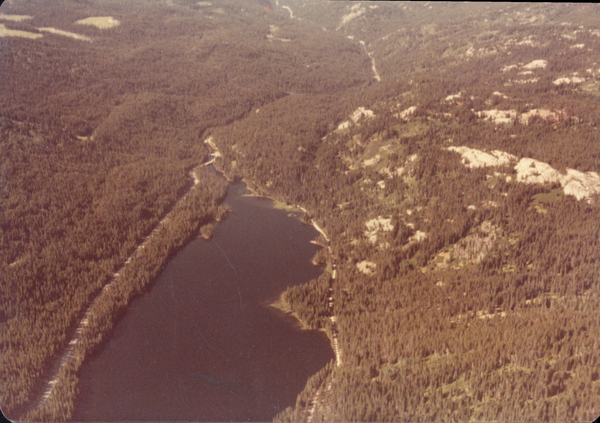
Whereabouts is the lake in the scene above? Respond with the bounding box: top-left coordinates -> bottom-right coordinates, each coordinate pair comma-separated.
73,181 -> 334,421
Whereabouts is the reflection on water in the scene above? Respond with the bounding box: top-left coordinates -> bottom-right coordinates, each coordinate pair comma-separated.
73,183 -> 334,421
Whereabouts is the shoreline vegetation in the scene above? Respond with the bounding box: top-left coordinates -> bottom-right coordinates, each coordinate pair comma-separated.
4,1 -> 600,421
21,165 -> 228,421
2,0 -> 348,414
232,160 -> 345,422
210,144 -> 344,414
205,143 -> 347,423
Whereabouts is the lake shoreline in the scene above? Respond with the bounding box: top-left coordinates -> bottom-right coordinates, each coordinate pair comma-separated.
70,162 -> 333,422
21,163 -> 228,422
214,162 -> 343,422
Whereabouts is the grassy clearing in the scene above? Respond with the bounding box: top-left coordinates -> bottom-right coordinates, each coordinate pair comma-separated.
0,14 -> 32,22
0,24 -> 42,39
531,187 -> 565,207
38,28 -> 91,42
579,79 -> 600,96
75,17 -> 120,29
390,120 -> 428,139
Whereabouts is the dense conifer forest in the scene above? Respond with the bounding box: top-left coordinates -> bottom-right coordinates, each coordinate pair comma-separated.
1,0 -> 600,421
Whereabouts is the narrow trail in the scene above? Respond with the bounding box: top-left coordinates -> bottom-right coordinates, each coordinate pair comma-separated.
282,5 -> 294,19
306,221 -> 342,422
359,40 -> 381,82
296,209 -> 339,363
29,169 -> 202,414
306,385 -> 322,423
327,256 -> 342,367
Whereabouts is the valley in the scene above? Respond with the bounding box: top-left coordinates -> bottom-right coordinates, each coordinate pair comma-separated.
1,1 -> 600,422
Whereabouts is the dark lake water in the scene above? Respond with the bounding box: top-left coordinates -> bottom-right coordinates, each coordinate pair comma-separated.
73,182 -> 334,421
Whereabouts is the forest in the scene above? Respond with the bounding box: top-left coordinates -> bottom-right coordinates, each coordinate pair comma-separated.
207,2 -> 600,421
2,0 -> 600,421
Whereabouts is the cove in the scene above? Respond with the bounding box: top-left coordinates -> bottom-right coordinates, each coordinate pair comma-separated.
73,181 -> 334,421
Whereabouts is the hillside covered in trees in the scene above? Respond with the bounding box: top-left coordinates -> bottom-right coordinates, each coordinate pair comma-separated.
1,1 -> 600,422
